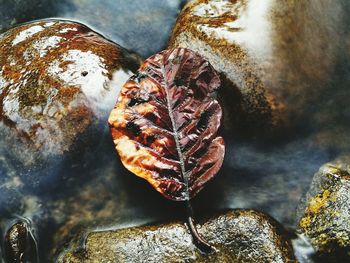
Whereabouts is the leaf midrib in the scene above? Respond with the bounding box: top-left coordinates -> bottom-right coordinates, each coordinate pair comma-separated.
160,57 -> 190,200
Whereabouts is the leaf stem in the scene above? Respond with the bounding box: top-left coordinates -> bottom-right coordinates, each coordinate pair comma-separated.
185,201 -> 213,254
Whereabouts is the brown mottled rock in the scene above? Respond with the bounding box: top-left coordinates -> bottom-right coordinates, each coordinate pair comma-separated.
168,0 -> 341,135
0,19 -> 141,191
57,210 -> 296,263
297,156 -> 350,262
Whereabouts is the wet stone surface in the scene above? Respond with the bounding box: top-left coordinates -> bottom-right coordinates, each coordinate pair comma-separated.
297,157 -> 350,262
168,0 -> 272,133
168,0 -> 349,136
3,217 -> 39,263
57,210 -> 296,263
0,19 -> 140,193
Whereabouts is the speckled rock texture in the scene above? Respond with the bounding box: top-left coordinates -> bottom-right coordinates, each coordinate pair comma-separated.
168,0 -> 343,135
57,210 -> 296,263
0,19 -> 141,192
297,157 -> 350,262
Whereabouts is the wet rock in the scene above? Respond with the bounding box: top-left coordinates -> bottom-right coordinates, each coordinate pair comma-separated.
3,217 -> 39,263
0,19 -> 141,192
168,0 -> 344,136
57,210 -> 296,262
297,157 -> 350,262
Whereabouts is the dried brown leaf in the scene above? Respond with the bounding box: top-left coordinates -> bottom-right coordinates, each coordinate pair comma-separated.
108,48 -> 225,201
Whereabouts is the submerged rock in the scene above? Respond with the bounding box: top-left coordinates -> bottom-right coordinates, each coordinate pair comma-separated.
0,19 -> 141,192
57,210 -> 296,263
168,0 -> 343,136
297,157 -> 350,262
